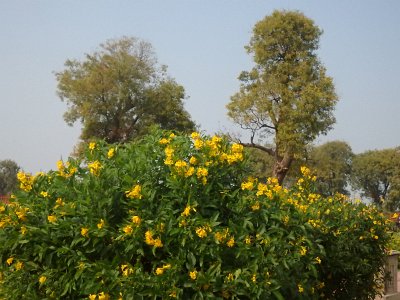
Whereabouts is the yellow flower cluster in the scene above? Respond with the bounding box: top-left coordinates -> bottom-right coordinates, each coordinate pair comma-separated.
181,205 -> 196,217
196,225 -> 212,238
155,263 -> 171,275
17,171 -> 33,192
189,270 -> 198,280
88,161 -> 102,176
120,264 -> 133,277
107,147 -> 115,159
81,227 -> 89,237
145,230 -> 163,248
88,292 -> 109,300
125,184 -> 142,199
56,160 -> 77,178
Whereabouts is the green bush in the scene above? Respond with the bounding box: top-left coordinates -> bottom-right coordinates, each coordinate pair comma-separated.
0,130 -> 390,299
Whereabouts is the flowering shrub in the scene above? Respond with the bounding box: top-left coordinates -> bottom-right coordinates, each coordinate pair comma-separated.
0,130 -> 390,299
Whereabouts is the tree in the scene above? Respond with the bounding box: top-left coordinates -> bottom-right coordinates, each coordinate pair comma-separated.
308,141 -> 353,196
351,148 -> 400,209
0,159 -> 20,195
56,37 -> 195,144
226,10 -> 338,184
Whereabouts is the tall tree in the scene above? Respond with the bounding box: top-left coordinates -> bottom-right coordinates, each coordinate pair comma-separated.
308,141 -> 353,196
227,10 -> 338,184
351,148 -> 400,209
0,160 -> 20,195
56,37 -> 195,144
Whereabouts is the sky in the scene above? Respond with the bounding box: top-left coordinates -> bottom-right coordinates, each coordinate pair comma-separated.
1,1 -> 399,174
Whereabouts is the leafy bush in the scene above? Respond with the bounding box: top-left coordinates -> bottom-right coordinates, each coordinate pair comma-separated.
0,130 -> 390,299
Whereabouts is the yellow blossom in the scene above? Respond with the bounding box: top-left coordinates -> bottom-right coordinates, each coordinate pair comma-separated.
298,284 -> 304,293
185,167 -> 195,177
98,292 -> 109,300
20,226 -> 27,235
251,274 -> 257,283
251,202 -> 260,211
153,238 -> 163,248
15,261 -> 23,270
81,227 -> 89,237
155,267 -> 164,275
196,167 -> 208,178
300,246 -> 307,256
191,132 -> 200,139
226,273 -> 234,281
40,191 -> 49,198
123,225 -> 133,235
125,184 -> 142,199
6,257 -> 14,265
39,275 -> 47,284
315,257 -> 322,264
231,143 -> 243,153
189,270 -> 198,280
88,161 -> 102,176
97,219 -> 105,229
244,236 -> 252,245
107,148 -> 115,158
189,156 -> 197,165
241,181 -> 254,191
88,295 -> 97,300
159,138 -> 169,145
193,139 -> 204,149
196,227 -> 208,238
89,142 -> 96,151
47,215 -> 57,223
181,205 -> 195,217
131,215 -> 141,225
226,237 -> 235,247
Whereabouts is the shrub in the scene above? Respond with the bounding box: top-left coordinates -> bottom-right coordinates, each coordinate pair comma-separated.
0,130 -> 390,299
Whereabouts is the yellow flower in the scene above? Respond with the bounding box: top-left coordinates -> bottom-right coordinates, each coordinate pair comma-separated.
300,246 -> 307,256
251,202 -> 260,211
20,226 -> 27,235
231,143 -> 243,153
88,295 -> 97,300
298,284 -> 304,293
107,148 -> 115,158
81,227 -> 89,237
98,292 -> 109,300
155,267 -> 164,275
244,236 -> 252,245
185,167 -> 195,177
226,273 -> 234,281
191,132 -> 200,139
123,225 -> 133,235
196,227 -> 208,238
125,184 -> 142,199
174,160 -> 187,168
181,205 -> 194,217
88,161 -> 102,176
196,167 -> 208,178
189,270 -> 198,280
153,238 -> 163,248
97,219 -> 105,229
189,156 -> 197,165
226,237 -> 235,247
159,138 -> 169,145
6,257 -> 14,265
40,191 -> 49,198
47,215 -> 57,223
57,160 -> 64,172
89,142 -> 96,151
131,215 -> 141,225
15,261 -> 23,270
315,257 -> 322,264
241,181 -> 254,191
251,274 -> 257,283
193,139 -> 204,149
39,275 -> 47,284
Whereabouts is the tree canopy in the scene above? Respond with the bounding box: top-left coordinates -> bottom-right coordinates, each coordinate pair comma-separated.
308,141 -> 353,196
227,10 -> 338,184
0,159 -> 20,195
351,148 -> 400,209
56,37 -> 195,144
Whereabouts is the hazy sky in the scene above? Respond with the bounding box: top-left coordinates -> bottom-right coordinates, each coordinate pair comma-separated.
1,1 -> 399,173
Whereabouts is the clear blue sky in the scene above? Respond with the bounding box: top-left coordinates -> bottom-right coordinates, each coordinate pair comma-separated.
1,1 -> 399,173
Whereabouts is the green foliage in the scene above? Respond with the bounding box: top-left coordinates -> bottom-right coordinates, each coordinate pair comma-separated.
227,10 -> 338,184
0,130 -> 389,299
55,36 -> 195,144
308,141 -> 354,196
351,148 -> 400,209
0,159 -> 20,195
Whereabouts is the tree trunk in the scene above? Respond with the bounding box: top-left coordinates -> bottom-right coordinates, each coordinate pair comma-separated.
273,153 -> 294,185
